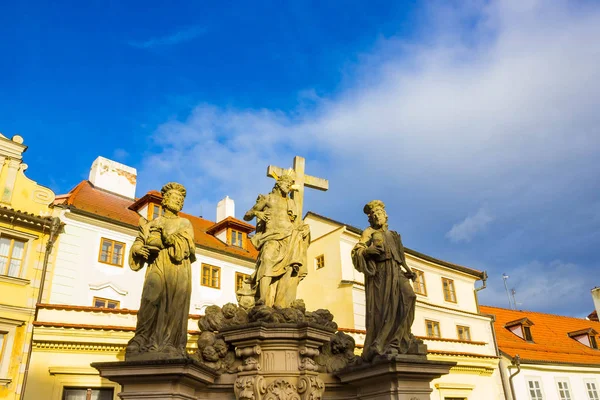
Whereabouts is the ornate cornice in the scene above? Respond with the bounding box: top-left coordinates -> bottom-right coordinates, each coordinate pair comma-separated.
34,341 -> 126,352
449,365 -> 495,376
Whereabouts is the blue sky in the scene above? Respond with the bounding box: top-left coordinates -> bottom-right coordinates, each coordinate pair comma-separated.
2,1 -> 599,317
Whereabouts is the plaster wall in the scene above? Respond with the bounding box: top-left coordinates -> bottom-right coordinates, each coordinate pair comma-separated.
0,134 -> 57,399
429,365 -> 505,400
25,350 -> 121,400
509,362 -> 600,400
88,156 -> 136,199
298,227 -> 355,328
49,211 -> 254,313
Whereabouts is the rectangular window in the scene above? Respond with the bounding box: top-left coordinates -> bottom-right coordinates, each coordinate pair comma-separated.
202,264 -> 221,289
315,254 -> 325,269
93,297 -> 120,309
0,331 -> 6,364
425,320 -> 441,338
556,379 -> 572,400
585,380 -> 600,400
412,269 -> 426,295
230,230 -> 244,247
457,325 -> 471,341
98,238 -> 125,267
442,278 -> 457,303
590,335 -> 598,349
527,378 -> 544,400
235,272 -> 250,291
0,236 -> 26,277
147,204 -> 162,220
62,387 -> 114,400
524,325 -> 533,341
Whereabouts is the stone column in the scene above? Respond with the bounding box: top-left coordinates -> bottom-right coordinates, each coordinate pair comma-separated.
221,323 -> 334,400
335,355 -> 455,400
91,358 -> 220,400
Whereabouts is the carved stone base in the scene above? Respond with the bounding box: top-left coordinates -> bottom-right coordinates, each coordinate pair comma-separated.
335,355 -> 455,400
91,325 -> 454,400
223,322 -> 332,400
91,358 -> 219,400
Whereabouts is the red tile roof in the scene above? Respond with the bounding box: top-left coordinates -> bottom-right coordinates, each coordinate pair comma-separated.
480,305 -> 600,366
55,181 -> 258,262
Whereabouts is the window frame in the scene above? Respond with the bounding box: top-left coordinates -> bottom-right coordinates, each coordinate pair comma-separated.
229,229 -> 244,248
524,325 -> 534,342
590,334 -> 598,349
0,331 -> 7,369
0,235 -> 28,278
425,319 -> 441,338
585,379 -> 600,400
147,203 -> 162,221
201,264 -> 221,289
98,237 -> 126,267
412,268 -> 427,296
92,297 -> 120,309
555,378 -> 572,400
235,272 -> 250,292
62,386 -> 115,400
442,277 -> 457,303
456,325 -> 471,341
526,376 -> 545,400
315,254 -> 325,270
0,317 -> 23,380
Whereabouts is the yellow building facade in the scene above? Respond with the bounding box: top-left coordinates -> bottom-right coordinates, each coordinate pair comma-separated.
0,133 -> 59,400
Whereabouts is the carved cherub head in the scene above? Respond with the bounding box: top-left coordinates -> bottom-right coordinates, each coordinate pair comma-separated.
213,339 -> 228,358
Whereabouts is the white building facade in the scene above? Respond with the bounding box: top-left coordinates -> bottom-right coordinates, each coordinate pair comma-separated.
482,294 -> 600,400
24,157 -> 258,399
298,212 -> 507,400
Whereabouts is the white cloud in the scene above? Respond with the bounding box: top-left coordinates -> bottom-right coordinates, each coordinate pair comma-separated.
112,148 -> 129,161
446,207 -> 494,243
140,0 -> 600,211
128,26 -> 207,49
479,260 -> 596,316
137,0 -> 600,315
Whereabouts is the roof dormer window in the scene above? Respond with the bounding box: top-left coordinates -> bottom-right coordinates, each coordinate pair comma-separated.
567,328 -> 598,349
505,317 -> 535,342
148,203 -> 163,221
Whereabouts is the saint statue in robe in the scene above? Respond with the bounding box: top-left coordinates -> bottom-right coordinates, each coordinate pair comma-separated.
352,200 -> 424,361
243,171 -> 310,308
125,182 -> 196,360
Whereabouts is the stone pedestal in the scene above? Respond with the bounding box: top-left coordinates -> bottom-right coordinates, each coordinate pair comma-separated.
220,322 -> 334,400
336,355 -> 455,400
92,324 -> 454,400
91,358 -> 219,400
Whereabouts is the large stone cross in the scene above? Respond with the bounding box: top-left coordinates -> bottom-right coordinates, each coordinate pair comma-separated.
267,156 -> 329,220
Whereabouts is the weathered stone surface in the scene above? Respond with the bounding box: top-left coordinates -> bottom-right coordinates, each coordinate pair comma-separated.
194,302 -> 343,373
93,319 -> 451,400
241,156 -> 328,308
125,182 -> 196,361
91,358 -> 220,400
352,200 -> 426,362
336,355 -> 455,400
315,331 -> 361,373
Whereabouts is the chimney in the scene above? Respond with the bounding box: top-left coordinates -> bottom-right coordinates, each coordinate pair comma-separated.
89,156 -> 137,199
216,196 -> 235,222
592,287 -> 600,318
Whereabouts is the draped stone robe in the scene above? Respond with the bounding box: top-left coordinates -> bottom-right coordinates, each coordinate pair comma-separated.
352,229 -> 416,361
250,195 -> 310,307
126,215 -> 196,360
